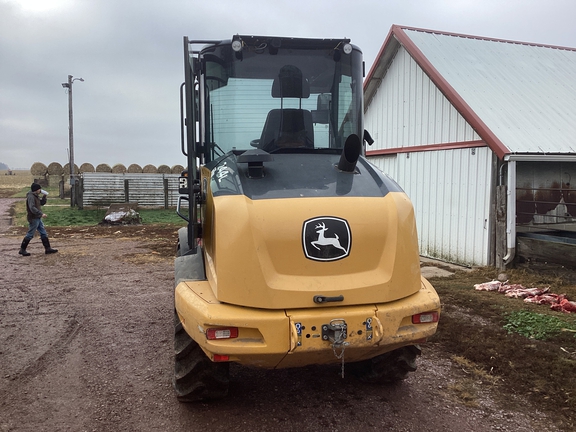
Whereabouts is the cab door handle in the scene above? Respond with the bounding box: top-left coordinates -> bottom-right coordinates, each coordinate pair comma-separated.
313,295 -> 344,304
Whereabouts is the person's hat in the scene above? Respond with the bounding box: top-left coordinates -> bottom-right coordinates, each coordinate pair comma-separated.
31,183 -> 42,192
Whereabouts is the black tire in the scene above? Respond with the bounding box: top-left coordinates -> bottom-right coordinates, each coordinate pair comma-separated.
350,345 -> 421,384
173,311 -> 230,402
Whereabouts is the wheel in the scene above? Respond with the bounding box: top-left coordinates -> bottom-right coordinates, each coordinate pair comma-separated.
350,345 -> 421,384
173,311 -> 230,401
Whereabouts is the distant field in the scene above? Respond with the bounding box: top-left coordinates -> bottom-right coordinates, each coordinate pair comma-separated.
0,170 -> 34,197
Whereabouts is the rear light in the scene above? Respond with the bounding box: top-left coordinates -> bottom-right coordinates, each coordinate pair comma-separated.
206,327 -> 238,340
412,311 -> 439,324
213,354 -> 230,362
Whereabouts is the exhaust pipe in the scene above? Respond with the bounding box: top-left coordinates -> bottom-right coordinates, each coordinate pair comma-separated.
338,134 -> 361,173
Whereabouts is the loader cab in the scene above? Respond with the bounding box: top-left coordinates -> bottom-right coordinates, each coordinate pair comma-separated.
184,35 -> 364,163
180,35 -> 365,251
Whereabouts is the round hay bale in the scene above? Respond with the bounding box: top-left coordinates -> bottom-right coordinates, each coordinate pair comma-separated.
157,164 -> 171,174
171,164 -> 185,174
62,163 -> 80,175
96,163 -> 112,173
112,163 -> 127,173
127,164 -> 142,173
79,163 -> 95,173
142,164 -> 157,173
47,162 -> 63,176
48,175 -> 61,187
30,162 -> 47,176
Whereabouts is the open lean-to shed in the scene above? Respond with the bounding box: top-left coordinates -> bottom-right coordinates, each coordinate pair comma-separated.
364,25 -> 576,268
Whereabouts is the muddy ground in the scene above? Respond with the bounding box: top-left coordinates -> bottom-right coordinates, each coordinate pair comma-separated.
0,198 -> 564,431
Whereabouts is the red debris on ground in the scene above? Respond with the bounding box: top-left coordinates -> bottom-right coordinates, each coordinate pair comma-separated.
474,281 -> 575,313
524,293 -> 564,305
504,287 -> 549,299
550,298 -> 576,313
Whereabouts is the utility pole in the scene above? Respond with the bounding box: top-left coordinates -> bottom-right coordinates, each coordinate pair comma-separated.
62,75 -> 84,207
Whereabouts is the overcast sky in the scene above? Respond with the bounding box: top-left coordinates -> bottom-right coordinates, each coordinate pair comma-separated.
1,0 -> 575,170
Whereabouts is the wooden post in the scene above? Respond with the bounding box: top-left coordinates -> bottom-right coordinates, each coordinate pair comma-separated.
163,178 -> 169,209
76,177 -> 84,210
59,178 -> 64,199
124,179 -> 130,203
496,185 -> 507,270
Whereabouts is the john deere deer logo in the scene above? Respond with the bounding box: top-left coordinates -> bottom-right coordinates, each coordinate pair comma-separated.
303,217 -> 351,261
311,222 -> 347,253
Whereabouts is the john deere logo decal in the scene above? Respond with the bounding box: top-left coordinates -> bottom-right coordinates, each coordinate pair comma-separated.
303,217 -> 351,261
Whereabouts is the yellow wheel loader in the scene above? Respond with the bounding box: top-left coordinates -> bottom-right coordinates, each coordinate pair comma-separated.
174,35 -> 440,401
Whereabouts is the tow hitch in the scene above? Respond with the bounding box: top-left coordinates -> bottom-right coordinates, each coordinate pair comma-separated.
322,319 -> 349,378
322,319 -> 347,344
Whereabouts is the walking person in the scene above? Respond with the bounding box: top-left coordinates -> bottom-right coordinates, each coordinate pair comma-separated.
19,183 -> 58,256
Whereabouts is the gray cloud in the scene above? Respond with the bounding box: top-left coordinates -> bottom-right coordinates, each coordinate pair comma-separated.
1,0 -> 575,169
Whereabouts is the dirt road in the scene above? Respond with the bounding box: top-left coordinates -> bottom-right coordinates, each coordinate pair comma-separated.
0,198 -> 559,431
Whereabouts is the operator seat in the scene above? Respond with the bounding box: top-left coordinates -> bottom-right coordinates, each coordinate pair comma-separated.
259,65 -> 314,151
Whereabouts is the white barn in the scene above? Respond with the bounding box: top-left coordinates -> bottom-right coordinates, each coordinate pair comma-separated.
364,25 -> 576,267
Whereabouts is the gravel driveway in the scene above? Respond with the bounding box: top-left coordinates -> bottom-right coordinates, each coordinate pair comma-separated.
0,198 -> 559,431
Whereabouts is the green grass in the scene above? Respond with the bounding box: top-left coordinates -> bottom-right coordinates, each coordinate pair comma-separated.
503,310 -> 576,340
139,209 -> 186,225
11,186 -> 186,227
12,188 -> 32,198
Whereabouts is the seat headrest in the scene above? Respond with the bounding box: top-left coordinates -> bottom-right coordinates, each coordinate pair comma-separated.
271,65 -> 310,98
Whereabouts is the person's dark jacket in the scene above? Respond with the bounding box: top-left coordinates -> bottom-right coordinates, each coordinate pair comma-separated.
26,191 -> 47,222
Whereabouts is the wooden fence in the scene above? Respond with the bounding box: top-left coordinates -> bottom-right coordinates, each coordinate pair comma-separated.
79,173 -> 186,208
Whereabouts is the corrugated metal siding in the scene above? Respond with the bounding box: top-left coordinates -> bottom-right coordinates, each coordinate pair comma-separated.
81,173 -> 183,207
405,29 -> 576,154
370,147 -> 493,266
364,46 -> 481,149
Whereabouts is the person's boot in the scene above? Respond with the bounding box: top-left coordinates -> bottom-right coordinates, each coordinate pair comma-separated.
41,237 -> 58,254
19,238 -> 31,256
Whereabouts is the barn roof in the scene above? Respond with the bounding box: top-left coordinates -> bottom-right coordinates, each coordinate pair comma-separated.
364,25 -> 576,160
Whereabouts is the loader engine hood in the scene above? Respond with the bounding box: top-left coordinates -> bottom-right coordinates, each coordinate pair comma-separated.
201,150 -> 423,310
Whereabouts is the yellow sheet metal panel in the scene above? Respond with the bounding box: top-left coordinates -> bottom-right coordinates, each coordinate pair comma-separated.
175,280 -> 290,358
175,277 -> 440,369
204,192 -> 422,309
